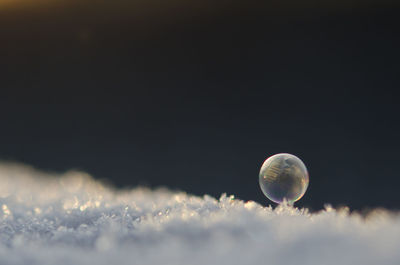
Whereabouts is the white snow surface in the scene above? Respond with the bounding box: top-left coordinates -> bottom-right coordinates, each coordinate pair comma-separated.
0,163 -> 399,265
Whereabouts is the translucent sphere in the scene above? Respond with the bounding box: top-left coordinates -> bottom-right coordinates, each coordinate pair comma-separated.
259,153 -> 309,204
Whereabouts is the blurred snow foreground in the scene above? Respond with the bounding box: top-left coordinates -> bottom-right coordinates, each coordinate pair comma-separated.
0,163 -> 399,265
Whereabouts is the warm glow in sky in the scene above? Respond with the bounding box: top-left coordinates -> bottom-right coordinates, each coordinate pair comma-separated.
0,0 -> 48,9
0,0 -> 397,11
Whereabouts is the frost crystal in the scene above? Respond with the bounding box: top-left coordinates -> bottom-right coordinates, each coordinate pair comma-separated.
0,162 -> 399,265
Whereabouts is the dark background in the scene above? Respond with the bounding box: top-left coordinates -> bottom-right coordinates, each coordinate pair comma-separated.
0,0 -> 399,210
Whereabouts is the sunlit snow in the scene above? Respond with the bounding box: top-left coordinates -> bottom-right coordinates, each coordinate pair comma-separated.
0,162 -> 399,265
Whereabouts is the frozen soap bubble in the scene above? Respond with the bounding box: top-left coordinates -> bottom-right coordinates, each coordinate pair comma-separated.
259,153 -> 309,204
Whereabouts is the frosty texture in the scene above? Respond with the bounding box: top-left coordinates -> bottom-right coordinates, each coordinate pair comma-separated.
0,163 -> 399,265
259,153 -> 309,204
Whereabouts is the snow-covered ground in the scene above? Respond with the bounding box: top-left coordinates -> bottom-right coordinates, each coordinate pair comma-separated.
0,162 -> 399,265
